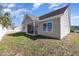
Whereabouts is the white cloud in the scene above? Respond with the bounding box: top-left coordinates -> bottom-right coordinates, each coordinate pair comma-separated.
48,3 -> 61,9
0,3 -> 16,8
0,4 -> 9,8
32,3 -> 43,10
3,8 -> 12,15
17,9 -> 30,13
14,8 -> 30,15
3,8 -> 12,12
71,15 -> 79,19
71,15 -> 79,25
48,3 -> 67,10
7,4 -> 16,8
11,9 -> 30,25
3,8 -> 30,20
53,5 -> 66,10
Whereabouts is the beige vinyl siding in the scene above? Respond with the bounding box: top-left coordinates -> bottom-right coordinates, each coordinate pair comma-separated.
38,17 -> 60,39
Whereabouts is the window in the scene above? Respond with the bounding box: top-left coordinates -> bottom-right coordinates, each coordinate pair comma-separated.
48,22 -> 52,31
43,23 -> 47,31
43,21 -> 53,32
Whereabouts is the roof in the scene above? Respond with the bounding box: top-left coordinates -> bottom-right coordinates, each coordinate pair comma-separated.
25,13 -> 35,20
39,5 -> 69,20
26,14 -> 39,21
22,13 -> 39,24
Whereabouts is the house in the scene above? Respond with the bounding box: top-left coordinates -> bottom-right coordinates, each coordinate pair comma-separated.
22,5 -> 70,39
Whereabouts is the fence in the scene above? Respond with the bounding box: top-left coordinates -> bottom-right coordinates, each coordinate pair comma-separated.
0,25 -> 7,41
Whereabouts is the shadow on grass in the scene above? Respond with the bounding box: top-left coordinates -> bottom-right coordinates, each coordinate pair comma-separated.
7,32 -> 59,40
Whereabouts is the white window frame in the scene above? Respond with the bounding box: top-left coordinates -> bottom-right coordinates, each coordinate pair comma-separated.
43,20 -> 53,32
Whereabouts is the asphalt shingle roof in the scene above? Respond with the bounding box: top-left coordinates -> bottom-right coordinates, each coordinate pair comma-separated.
39,5 -> 69,20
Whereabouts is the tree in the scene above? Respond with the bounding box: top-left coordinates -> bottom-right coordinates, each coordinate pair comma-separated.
0,12 -> 11,28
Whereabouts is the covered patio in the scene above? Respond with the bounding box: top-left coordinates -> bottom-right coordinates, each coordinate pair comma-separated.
22,14 -> 38,36
26,23 -> 36,35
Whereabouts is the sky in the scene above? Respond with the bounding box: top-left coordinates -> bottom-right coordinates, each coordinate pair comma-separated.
0,3 -> 79,26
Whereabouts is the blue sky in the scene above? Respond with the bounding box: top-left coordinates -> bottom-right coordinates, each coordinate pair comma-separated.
0,3 -> 79,26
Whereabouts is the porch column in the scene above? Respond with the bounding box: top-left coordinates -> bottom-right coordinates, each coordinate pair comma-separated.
33,21 -> 36,35
25,25 -> 27,33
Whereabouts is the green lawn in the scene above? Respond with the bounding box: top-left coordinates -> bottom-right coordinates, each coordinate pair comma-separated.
0,32 -> 79,56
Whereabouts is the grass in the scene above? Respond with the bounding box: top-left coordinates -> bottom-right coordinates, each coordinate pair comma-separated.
0,32 -> 79,56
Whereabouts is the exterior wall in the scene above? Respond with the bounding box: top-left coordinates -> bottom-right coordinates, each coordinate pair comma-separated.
22,16 -> 33,24
22,7 -> 70,39
22,15 -> 39,33
38,17 -> 60,39
22,16 -> 33,32
0,24 -> 7,41
22,25 -> 27,32
60,7 -> 70,39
